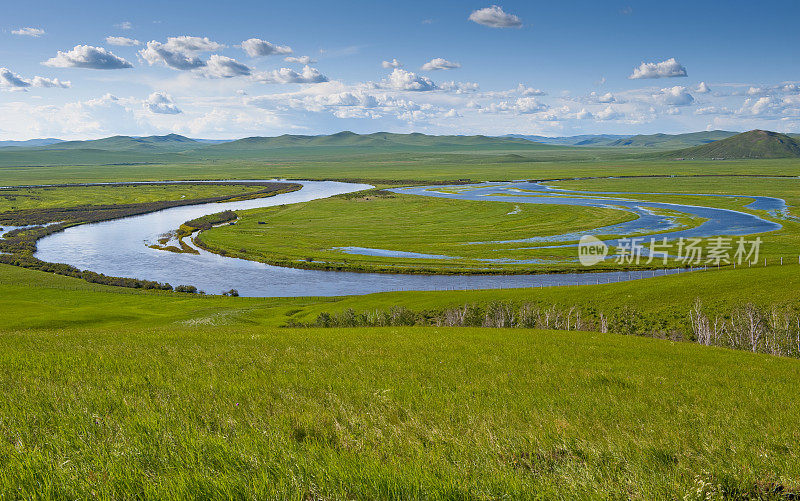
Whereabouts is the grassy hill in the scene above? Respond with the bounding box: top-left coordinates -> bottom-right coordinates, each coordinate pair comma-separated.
501,134 -> 630,146
0,263 -> 799,497
608,130 -> 738,148
0,138 -> 64,148
206,131 -> 557,152
666,130 -> 800,159
38,134 -> 202,152
0,131 -> 584,168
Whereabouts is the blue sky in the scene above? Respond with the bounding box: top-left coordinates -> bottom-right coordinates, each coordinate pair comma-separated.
1,0 -> 799,139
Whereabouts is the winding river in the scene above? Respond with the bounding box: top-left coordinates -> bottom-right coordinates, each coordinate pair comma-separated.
31,179 -> 783,297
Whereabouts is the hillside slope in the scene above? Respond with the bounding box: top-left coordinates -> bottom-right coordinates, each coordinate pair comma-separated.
206,131 -> 558,151
37,134 -> 201,152
666,130 -> 800,159
609,130 -> 738,148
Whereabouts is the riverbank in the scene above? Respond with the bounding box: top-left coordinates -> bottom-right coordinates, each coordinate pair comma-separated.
0,182 -> 301,290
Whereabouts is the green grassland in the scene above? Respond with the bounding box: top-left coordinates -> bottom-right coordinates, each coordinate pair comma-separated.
1,264 -> 800,497
1,139 -> 800,497
3,259 -> 800,333
0,183 -> 279,215
2,154 -> 800,187
3,212 -> 800,499
3,324 -> 799,499
195,191 -> 637,273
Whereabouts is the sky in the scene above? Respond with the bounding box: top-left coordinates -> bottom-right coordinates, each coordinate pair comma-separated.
1,0 -> 799,140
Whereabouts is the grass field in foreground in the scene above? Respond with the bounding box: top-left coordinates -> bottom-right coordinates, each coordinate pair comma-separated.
196,191 -> 636,273
0,325 -> 798,498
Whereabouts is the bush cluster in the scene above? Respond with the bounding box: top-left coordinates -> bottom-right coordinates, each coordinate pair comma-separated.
292,300 -> 800,359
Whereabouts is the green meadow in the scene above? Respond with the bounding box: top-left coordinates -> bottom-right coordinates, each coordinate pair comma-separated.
196,191 -> 636,273
1,138 -> 800,497
0,183 -> 276,214
1,264 -> 800,498
3,153 -> 800,187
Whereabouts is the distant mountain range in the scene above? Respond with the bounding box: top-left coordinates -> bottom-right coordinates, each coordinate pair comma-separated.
606,130 -> 740,148
0,138 -> 65,148
0,135 -> 231,150
500,134 -> 630,146
503,131 -> 746,149
1,129 -> 799,162
210,131 -> 551,151
1,131 -> 549,153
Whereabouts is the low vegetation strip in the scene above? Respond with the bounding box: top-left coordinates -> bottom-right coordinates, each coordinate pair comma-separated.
179,210 -> 238,236
291,299 -> 800,358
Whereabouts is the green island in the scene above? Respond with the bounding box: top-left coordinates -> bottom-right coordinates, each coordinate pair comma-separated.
194,190 -> 638,273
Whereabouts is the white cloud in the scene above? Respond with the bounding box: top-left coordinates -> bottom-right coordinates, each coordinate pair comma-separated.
12,27 -> 45,37
383,68 -> 436,91
1,68 -> 70,90
241,38 -> 292,57
695,106 -> 732,116
0,68 -> 31,89
656,86 -> 694,106
514,97 -> 548,113
598,92 -> 616,103
43,45 -> 133,69
629,58 -> 687,79
737,96 -> 795,118
139,36 -> 224,70
439,81 -> 479,93
145,91 -> 182,114
252,65 -> 328,84
484,97 -> 548,114
516,84 -> 545,96
695,81 -> 710,93
285,56 -> 316,65
162,36 -> 223,53
468,5 -> 522,28
596,105 -> 623,120
115,21 -> 133,30
382,58 -> 402,69
203,55 -> 251,78
31,76 -> 71,88
421,58 -> 461,71
576,108 -> 593,119
106,36 -> 141,46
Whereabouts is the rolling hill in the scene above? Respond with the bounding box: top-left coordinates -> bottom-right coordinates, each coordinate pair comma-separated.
37,134 -> 203,152
666,129 -> 800,159
206,131 -> 557,152
501,134 -> 630,146
0,138 -> 65,148
0,131 -> 577,168
608,130 -> 738,148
